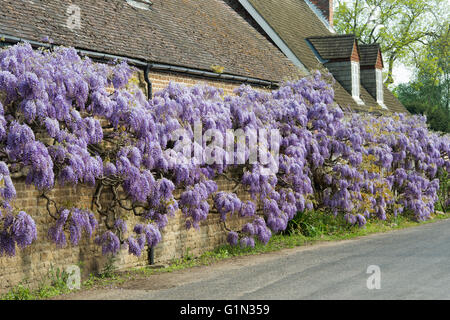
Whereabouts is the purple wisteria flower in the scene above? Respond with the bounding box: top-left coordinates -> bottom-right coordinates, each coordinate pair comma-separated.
0,43 -> 449,257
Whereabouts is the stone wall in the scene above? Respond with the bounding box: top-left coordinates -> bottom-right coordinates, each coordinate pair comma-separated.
0,72 -> 262,294
0,180 -> 117,293
0,177 -> 250,294
154,176 -> 253,263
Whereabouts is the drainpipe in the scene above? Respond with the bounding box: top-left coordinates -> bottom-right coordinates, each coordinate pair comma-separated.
149,246 -> 155,265
144,63 -> 155,265
144,64 -> 153,98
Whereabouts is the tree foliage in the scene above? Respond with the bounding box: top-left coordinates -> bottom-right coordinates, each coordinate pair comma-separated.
0,44 -> 449,257
395,23 -> 450,133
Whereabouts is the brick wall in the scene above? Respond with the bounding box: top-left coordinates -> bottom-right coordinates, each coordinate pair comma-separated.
0,177 -> 251,293
0,72 -> 264,294
351,42 -> 360,63
148,70 -> 270,96
154,176 -> 253,263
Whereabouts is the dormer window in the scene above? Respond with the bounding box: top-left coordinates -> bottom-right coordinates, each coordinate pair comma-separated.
126,0 -> 153,10
359,44 -> 388,109
351,61 -> 360,98
307,35 -> 365,106
351,61 -> 364,104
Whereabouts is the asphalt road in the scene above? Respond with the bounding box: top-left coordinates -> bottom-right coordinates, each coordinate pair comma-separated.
65,218 -> 450,300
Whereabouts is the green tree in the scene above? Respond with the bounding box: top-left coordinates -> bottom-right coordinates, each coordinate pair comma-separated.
414,23 -> 449,111
395,24 -> 450,133
334,0 -> 448,85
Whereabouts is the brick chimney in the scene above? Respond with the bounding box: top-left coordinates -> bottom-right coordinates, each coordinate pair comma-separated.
310,0 -> 334,26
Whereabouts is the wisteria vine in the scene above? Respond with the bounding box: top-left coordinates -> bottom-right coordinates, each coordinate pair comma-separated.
0,43 -> 448,257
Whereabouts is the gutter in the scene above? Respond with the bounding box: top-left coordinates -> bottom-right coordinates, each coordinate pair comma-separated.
0,34 -> 278,90
145,63 -> 275,88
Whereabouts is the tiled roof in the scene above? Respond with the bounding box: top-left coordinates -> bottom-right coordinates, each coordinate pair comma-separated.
243,0 -> 408,113
0,0 -> 304,82
307,35 -> 357,60
360,44 -> 383,68
383,87 -> 408,114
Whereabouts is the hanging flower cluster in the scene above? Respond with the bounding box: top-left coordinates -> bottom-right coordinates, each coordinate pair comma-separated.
0,43 -> 448,257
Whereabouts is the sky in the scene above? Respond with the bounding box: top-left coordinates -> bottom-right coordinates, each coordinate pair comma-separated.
393,63 -> 414,86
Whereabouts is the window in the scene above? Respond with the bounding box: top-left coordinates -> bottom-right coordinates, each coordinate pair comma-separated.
126,0 -> 153,10
351,61 -> 364,105
376,69 -> 387,108
351,62 -> 360,98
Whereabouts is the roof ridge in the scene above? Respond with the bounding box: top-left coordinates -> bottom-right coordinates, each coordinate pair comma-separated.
307,34 -> 356,40
359,43 -> 380,48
